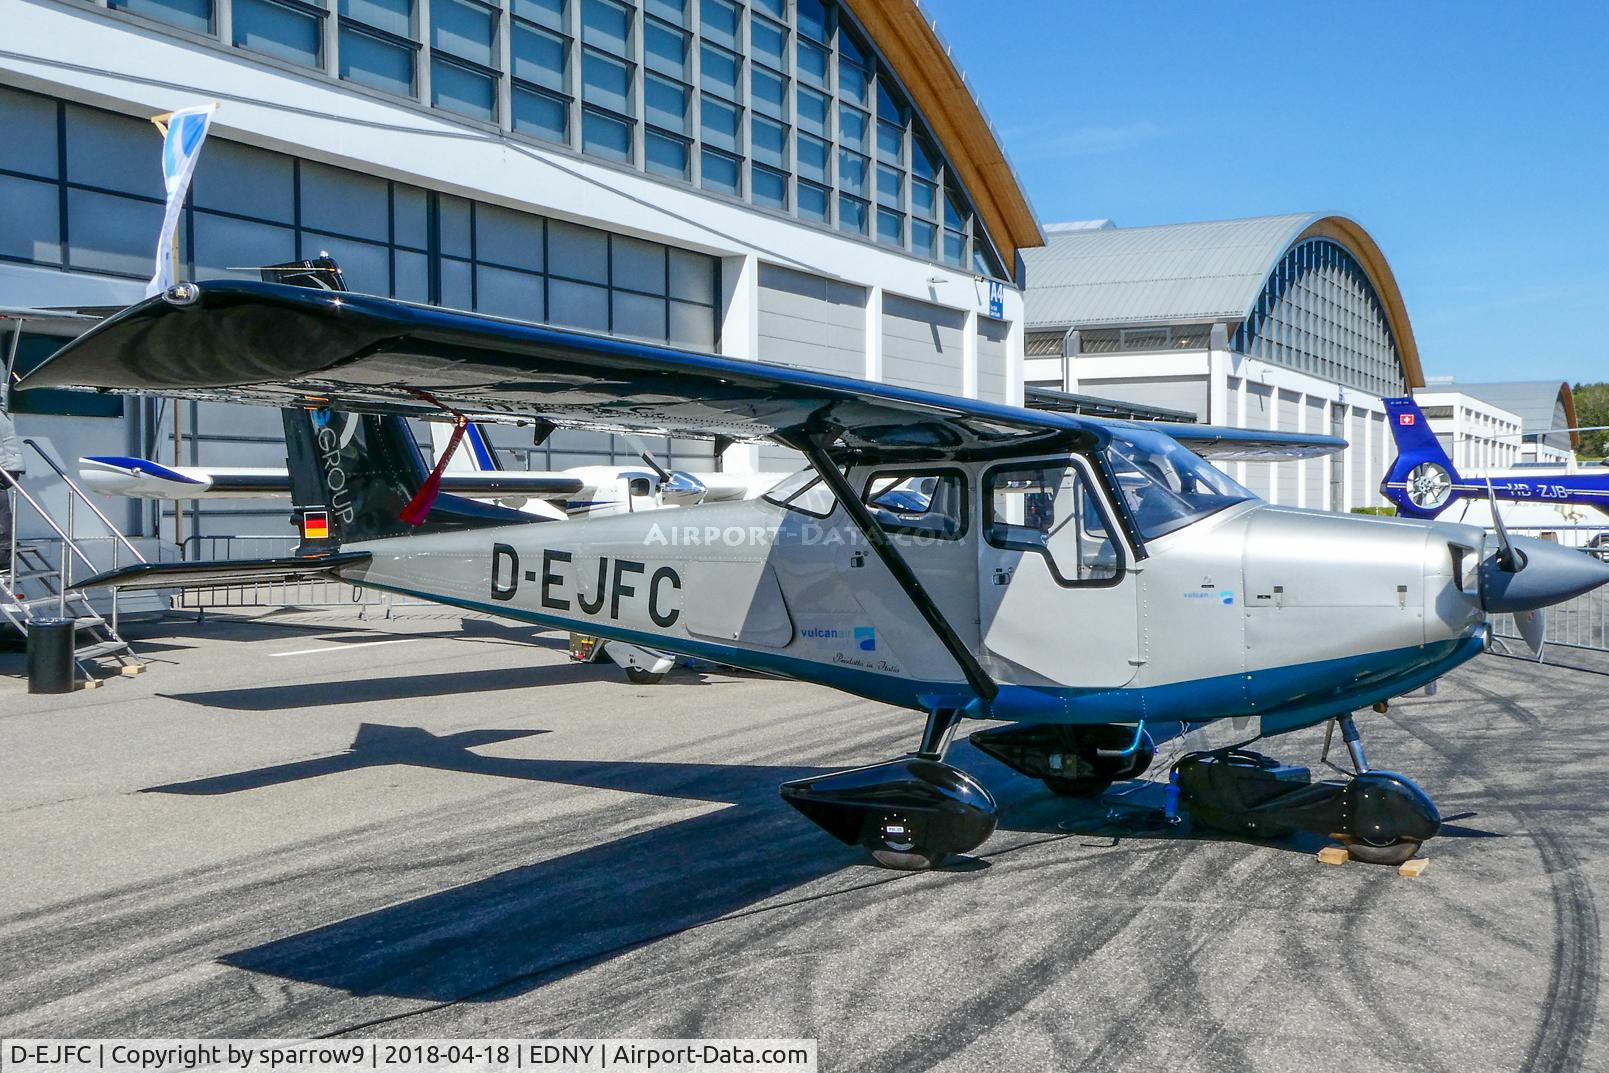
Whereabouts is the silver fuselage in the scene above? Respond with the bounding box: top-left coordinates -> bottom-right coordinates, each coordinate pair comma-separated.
344,457 -> 1491,734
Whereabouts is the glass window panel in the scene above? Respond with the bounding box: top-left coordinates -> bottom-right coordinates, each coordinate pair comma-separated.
0,87 -> 58,180
65,106 -> 163,199
645,130 -> 691,179
512,22 -> 568,90
192,140 -> 295,222
797,132 -> 828,183
340,26 -> 416,96
796,0 -> 829,43
797,179 -> 829,224
838,105 -> 867,152
669,298 -> 715,348
751,0 -> 783,19
342,0 -> 412,35
0,175 -> 62,265
192,212 -> 295,279
581,0 -> 630,53
440,256 -> 472,309
751,114 -> 787,169
943,228 -> 965,267
108,0 -> 212,32
752,165 -> 786,210
796,39 -> 827,88
839,25 -> 870,66
911,218 -> 937,258
838,149 -> 867,197
582,108 -> 632,161
300,161 -> 389,239
440,195 -> 472,257
877,77 -> 908,123
476,264 -> 545,319
877,119 -> 904,164
644,17 -> 688,78
233,0 -> 323,67
433,57 -> 497,121
645,0 -> 687,25
797,85 -> 829,136
700,42 -> 739,98
513,85 -> 570,143
700,93 -> 740,152
549,277 -> 610,331
432,0 -> 495,65
394,249 -> 429,300
751,65 -> 786,118
700,148 -> 740,195
911,178 -> 937,221
66,189 -> 162,275
612,289 -> 667,341
582,50 -> 632,113
751,16 -> 787,71
476,203 -> 544,270
645,73 -> 691,134
513,0 -> 565,30
876,208 -> 903,247
667,247 -> 715,303
943,189 -> 965,230
876,162 -> 902,208
699,0 -> 738,49
612,234 -> 667,293
838,194 -> 867,236
547,219 -> 609,283
838,59 -> 868,107
301,231 -> 389,292
913,134 -> 940,182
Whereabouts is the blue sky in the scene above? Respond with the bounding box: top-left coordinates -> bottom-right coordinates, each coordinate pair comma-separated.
923,1 -> 1609,385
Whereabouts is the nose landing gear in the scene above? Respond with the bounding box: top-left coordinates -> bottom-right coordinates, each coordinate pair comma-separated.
780,708 -> 998,871
1175,713 -> 1440,865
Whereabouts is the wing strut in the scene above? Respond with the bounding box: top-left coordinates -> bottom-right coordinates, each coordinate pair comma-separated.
794,434 -> 998,709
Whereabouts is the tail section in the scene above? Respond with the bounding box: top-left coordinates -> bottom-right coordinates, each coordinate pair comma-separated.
281,407 -> 533,554
1380,397 -> 1463,519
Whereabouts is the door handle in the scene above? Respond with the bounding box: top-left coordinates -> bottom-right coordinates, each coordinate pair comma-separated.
992,568 -> 1012,586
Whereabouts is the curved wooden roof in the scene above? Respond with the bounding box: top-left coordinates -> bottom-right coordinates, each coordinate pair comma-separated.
842,0 -> 1043,267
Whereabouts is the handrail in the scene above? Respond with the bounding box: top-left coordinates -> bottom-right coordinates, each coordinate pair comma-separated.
0,467 -> 97,574
22,439 -> 147,564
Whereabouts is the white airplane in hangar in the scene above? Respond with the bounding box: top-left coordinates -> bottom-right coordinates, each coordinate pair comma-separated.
22,279 -> 1609,870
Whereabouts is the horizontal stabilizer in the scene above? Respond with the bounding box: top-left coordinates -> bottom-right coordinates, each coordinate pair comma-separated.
80,552 -> 371,591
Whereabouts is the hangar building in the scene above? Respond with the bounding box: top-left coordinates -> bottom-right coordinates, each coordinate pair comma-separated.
1435,381 -> 1580,467
1,0 -> 1038,548
1021,214 -> 1424,512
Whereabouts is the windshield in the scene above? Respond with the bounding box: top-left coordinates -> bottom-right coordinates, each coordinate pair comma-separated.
1105,429 -> 1254,539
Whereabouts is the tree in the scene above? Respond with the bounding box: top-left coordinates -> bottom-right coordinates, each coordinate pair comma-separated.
1574,382 -> 1609,460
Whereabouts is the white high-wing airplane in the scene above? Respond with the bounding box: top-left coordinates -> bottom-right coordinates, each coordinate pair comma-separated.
26,281 -> 1609,870
77,420 -> 785,682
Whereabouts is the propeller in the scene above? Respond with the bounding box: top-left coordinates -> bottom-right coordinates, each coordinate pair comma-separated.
1486,479 -> 1524,573
1407,462 -> 1454,510
1486,480 -> 1543,658
638,450 -> 706,506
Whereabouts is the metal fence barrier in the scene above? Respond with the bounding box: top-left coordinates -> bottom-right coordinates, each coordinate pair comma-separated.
1489,525 -> 1609,654
175,535 -> 430,616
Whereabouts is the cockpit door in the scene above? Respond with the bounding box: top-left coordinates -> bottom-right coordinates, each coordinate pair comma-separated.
976,456 -> 1141,689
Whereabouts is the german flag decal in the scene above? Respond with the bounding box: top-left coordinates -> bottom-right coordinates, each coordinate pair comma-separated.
303,510 -> 330,540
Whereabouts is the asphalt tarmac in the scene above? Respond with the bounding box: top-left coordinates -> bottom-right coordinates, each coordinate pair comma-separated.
1,608 -> 1603,1073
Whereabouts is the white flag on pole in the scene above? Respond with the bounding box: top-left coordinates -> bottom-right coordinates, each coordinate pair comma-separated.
145,103 -> 218,299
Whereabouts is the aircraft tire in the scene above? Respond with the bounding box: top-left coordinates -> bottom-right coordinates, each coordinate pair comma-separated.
1042,775 -> 1114,798
868,846 -> 945,870
1343,838 -> 1422,866
624,667 -> 666,685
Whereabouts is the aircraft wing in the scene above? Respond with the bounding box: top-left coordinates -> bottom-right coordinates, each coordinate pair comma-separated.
23,283 -> 1346,462
79,455 -> 583,500
1141,426 -> 1346,462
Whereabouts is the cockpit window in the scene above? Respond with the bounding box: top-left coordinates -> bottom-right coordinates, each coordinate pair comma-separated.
763,469 -> 838,518
1105,429 -> 1253,539
985,461 -> 1121,584
862,471 -> 967,540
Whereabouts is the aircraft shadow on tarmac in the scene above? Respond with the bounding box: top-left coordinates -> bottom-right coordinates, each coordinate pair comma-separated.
140,720 -> 1505,1006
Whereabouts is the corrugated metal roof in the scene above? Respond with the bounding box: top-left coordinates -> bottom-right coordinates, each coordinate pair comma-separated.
1022,213 -> 1323,330
1454,381 -> 1578,450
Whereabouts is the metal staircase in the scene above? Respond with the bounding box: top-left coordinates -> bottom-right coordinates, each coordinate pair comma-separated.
3,440 -> 147,687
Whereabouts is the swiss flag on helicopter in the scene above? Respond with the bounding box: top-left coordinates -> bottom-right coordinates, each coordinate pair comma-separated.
1399,413 -> 1416,425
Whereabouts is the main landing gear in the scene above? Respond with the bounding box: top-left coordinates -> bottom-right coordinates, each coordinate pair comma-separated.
968,723 -> 1154,798
780,708 -> 998,870
1175,712 -> 1441,865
